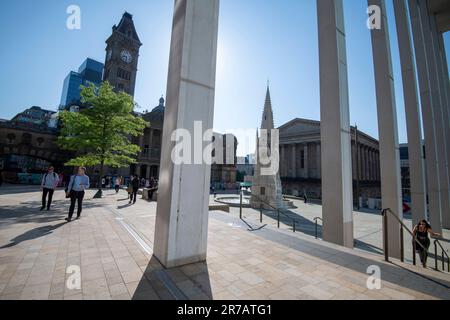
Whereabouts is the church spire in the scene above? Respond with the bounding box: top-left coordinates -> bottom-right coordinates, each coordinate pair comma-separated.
261,83 -> 275,130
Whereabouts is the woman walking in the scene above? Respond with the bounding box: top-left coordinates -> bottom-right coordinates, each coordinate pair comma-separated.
65,167 -> 90,222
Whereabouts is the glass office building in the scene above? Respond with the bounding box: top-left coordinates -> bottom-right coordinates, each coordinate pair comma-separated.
59,58 -> 104,109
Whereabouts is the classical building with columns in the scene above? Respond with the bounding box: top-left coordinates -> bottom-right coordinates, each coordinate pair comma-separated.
128,97 -> 165,180
279,118 -> 381,201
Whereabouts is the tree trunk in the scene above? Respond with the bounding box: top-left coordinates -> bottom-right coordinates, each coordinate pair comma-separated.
94,160 -> 105,198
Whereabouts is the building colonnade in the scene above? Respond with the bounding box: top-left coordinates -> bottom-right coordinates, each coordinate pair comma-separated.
152,0 -> 450,268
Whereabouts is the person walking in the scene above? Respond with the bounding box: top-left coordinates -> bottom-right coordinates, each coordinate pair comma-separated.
413,220 -> 441,267
115,176 -> 122,194
65,167 -> 90,222
129,175 -> 140,204
40,166 -> 59,211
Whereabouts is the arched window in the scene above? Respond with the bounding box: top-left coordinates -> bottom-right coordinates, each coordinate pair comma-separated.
7,133 -> 16,144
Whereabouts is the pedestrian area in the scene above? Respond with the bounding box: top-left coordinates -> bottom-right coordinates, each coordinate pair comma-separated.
0,185 -> 449,300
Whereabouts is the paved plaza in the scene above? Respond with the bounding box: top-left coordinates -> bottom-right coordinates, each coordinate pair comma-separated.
0,185 -> 449,300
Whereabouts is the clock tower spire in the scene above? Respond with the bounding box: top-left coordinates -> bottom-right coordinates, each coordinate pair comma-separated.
103,12 -> 142,97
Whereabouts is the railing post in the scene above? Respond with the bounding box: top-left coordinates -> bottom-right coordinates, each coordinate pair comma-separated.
434,240 -> 438,271
400,224 -> 404,263
383,210 -> 389,262
260,209 -> 262,223
442,249 -> 445,271
412,237 -> 416,266
315,219 -> 318,239
239,190 -> 242,220
277,210 -> 280,229
293,220 -> 296,233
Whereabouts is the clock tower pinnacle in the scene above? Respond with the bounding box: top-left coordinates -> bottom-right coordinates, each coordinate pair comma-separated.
103,12 -> 142,97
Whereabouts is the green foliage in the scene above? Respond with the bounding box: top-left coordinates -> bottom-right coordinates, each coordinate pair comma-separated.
58,82 -> 149,168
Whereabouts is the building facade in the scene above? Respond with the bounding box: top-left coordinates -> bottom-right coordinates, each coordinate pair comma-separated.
279,118 -> 381,201
60,58 -> 104,109
103,12 -> 142,97
0,108 -> 71,183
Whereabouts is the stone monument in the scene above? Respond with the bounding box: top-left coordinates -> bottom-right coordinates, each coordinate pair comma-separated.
250,86 -> 286,210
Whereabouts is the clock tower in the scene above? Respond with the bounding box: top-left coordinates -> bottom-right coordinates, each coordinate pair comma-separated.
103,12 -> 142,97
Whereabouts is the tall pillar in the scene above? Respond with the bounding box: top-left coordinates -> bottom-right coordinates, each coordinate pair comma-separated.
281,145 -> 286,177
431,15 -> 450,229
153,0 -> 220,268
317,0 -> 354,248
291,144 -> 297,178
368,0 -> 403,259
420,2 -> 449,234
436,32 -> 450,228
304,143 -> 309,178
393,0 -> 427,225
410,0 -> 443,233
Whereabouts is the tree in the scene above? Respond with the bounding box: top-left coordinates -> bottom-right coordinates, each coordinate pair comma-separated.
58,82 -> 149,198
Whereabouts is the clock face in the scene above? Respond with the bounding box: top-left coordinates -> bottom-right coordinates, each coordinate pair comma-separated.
120,50 -> 132,64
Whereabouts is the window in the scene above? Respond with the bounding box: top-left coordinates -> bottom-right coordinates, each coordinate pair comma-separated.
117,68 -> 131,80
261,187 -> 266,196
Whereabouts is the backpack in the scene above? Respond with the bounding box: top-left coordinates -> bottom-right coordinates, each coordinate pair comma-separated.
43,172 -> 58,185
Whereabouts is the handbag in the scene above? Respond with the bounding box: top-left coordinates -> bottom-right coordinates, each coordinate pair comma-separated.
65,176 -> 75,198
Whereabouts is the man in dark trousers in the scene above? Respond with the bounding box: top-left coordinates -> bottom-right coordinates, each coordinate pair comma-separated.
40,166 -> 59,211
130,175 -> 140,204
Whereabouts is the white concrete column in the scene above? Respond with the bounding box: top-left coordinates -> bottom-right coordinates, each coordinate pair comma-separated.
317,0 -> 353,248
431,15 -> 450,229
436,32 -> 450,228
393,0 -> 427,225
410,0 -> 443,233
420,3 -> 449,234
153,0 -> 220,268
368,0 -> 403,259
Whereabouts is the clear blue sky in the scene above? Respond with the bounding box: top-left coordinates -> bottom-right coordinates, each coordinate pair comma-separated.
1,0 -> 449,156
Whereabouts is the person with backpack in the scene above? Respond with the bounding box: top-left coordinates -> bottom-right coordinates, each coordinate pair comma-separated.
40,166 -> 59,211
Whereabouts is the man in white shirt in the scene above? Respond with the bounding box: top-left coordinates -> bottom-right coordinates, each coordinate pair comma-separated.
40,166 -> 59,211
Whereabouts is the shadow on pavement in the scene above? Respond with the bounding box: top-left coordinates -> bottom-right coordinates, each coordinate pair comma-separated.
0,222 -> 66,249
132,256 -> 212,300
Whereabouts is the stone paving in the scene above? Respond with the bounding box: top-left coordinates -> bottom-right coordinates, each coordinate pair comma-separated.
0,185 -> 449,300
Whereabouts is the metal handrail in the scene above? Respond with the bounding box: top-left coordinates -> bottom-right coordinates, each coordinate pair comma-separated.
249,192 -> 298,233
313,217 -> 323,239
434,239 -> 450,272
382,208 -> 428,266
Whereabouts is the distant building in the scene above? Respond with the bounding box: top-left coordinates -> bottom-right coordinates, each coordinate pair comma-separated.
103,12 -> 142,97
279,118 -> 381,202
60,58 -> 104,109
0,107 -> 71,181
399,143 -> 426,202
210,133 -> 238,188
236,154 -> 255,179
10,106 -> 57,132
